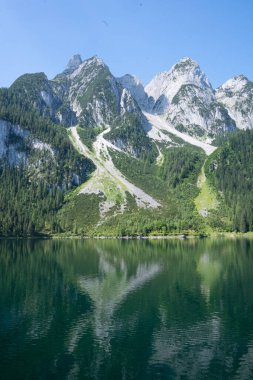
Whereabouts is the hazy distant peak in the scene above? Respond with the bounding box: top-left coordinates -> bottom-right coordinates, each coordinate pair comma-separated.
118,74 -> 143,86
66,54 -> 82,71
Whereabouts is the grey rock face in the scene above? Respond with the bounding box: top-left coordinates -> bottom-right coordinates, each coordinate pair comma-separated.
117,74 -> 154,111
65,54 -> 83,74
145,57 -> 236,137
216,75 -> 253,130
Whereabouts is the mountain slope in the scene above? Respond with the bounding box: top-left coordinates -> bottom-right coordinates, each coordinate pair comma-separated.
144,112 -> 217,155
70,126 -> 160,211
167,84 -> 235,137
144,58 -> 236,137
105,112 -> 157,159
60,130 -> 206,236
10,72 -> 76,126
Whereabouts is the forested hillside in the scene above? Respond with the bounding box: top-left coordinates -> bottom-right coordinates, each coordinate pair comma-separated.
0,87 -> 94,236
206,130 -> 253,232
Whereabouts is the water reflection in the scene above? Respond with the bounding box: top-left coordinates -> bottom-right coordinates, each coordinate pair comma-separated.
67,245 -> 160,377
150,308 -> 221,378
235,338 -> 253,380
197,252 -> 222,303
1,239 -> 253,379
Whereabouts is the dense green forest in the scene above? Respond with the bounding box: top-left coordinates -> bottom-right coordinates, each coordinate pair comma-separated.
207,129 -> 253,232
0,87 -> 94,236
0,164 -> 63,235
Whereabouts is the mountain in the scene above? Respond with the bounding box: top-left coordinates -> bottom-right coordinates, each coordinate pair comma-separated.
10,55 -> 143,128
145,57 -> 212,110
57,55 -> 141,128
0,53 -> 253,236
11,55 -> 148,155
54,55 -> 144,129
144,58 -> 236,138
216,75 -> 253,130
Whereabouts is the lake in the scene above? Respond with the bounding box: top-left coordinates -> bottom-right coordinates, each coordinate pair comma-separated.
1,238 -> 253,379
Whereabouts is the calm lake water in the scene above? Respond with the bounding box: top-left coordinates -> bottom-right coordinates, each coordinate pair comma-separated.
1,238 -> 253,379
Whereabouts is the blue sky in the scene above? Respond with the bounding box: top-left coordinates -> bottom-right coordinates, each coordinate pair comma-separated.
1,0 -> 253,88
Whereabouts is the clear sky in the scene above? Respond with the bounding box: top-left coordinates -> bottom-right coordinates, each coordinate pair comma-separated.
1,0 -> 253,88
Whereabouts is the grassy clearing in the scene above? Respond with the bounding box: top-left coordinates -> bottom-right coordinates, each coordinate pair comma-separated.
91,172 -> 126,206
195,165 -> 219,216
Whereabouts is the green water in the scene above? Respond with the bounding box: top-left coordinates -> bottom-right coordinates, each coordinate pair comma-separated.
1,239 -> 253,379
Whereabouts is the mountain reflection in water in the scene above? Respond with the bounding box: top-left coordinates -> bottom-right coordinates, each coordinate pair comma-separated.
1,238 -> 253,379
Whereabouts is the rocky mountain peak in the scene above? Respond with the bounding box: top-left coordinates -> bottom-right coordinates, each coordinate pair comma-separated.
119,74 -> 142,86
216,75 -> 253,130
217,75 -> 249,95
171,57 -> 210,84
68,55 -> 107,78
66,54 -> 82,71
88,55 -> 105,66
145,57 -> 213,107
171,57 -> 199,71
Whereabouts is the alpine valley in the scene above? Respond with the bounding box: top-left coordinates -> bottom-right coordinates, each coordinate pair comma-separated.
1,54 -> 253,237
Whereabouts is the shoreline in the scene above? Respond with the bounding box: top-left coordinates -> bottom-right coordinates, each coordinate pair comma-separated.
1,232 -> 252,240
53,233 -> 253,240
